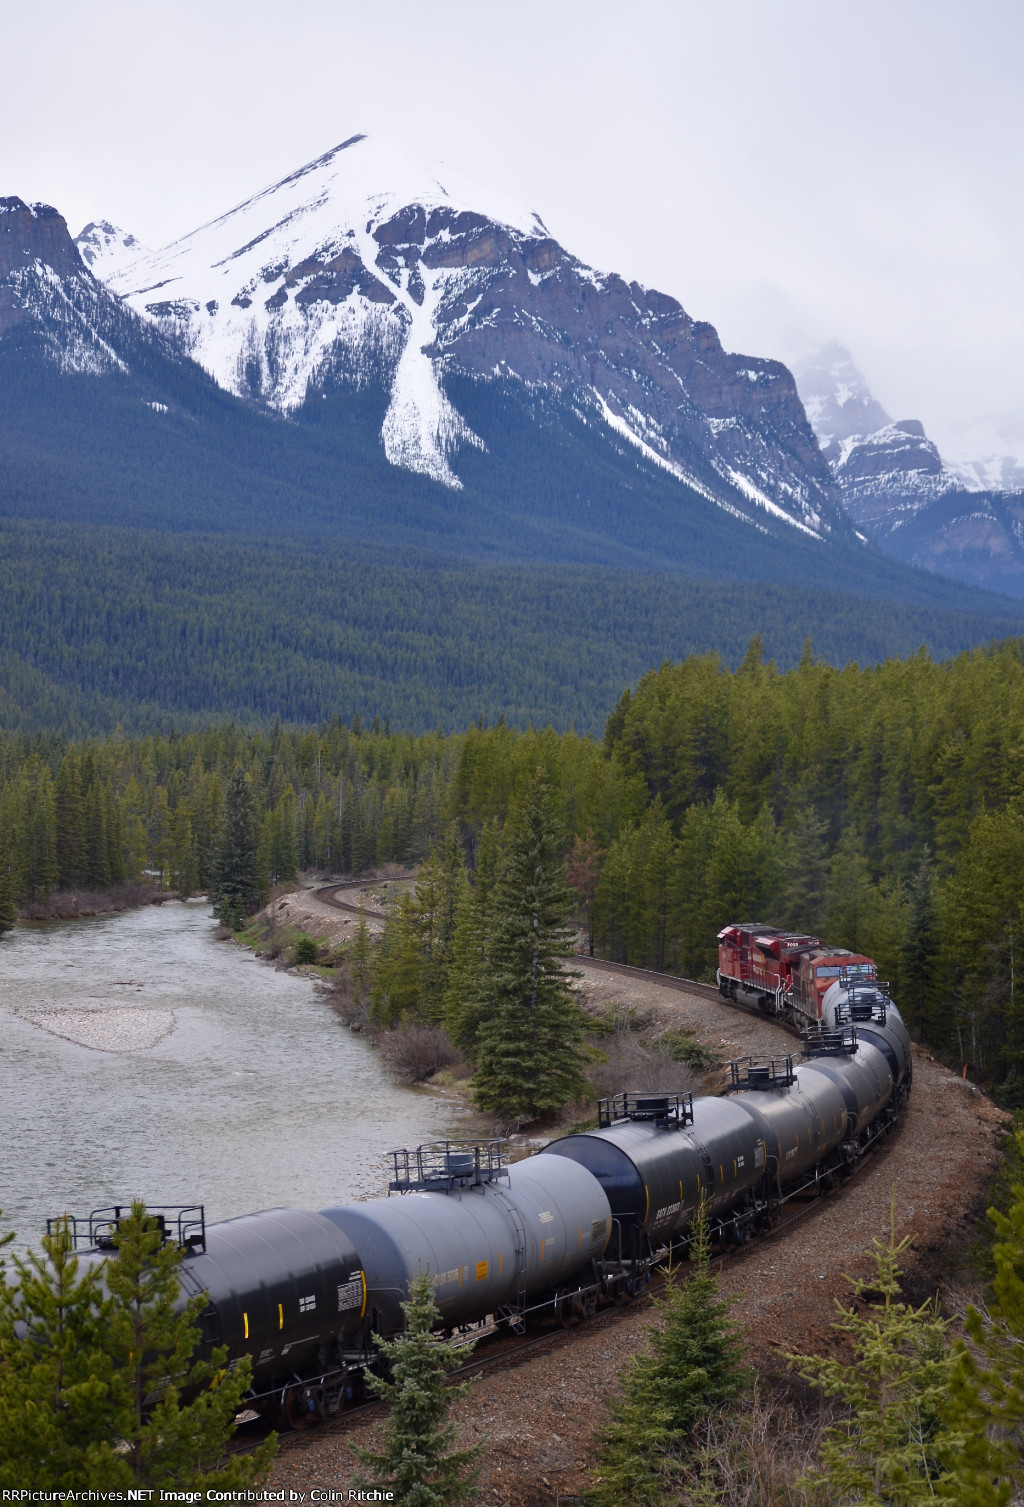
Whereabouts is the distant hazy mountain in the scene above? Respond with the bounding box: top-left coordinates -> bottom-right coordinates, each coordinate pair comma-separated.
794,342 -> 1024,597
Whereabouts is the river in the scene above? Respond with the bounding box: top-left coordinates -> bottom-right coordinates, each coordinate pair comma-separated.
0,901 -> 461,1250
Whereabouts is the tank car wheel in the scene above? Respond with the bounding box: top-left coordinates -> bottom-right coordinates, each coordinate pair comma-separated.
282,1385 -> 314,1431
556,1292 -> 582,1327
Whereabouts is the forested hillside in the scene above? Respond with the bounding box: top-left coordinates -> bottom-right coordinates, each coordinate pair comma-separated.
4,637 -> 1024,1096
4,517 -> 1024,736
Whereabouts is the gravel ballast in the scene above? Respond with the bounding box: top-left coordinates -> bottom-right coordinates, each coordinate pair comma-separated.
265,957 -> 1009,1507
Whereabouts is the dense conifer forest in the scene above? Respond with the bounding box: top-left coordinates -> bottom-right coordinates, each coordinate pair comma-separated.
5,636 -> 1024,1096
3,516 -> 1024,736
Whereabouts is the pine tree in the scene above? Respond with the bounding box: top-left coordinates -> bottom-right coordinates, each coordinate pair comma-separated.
211,766 -> 263,929
776,804 -> 828,934
0,863 -> 16,934
371,893 -> 427,1027
350,897 -> 374,1006
101,1203 -> 277,1489
589,1196 -> 748,1507
54,749 -> 86,890
0,1218 -> 123,1490
352,1269 -> 482,1506
904,846 -> 939,1038
943,1124 -> 1024,1502
567,828 -> 603,957
472,774 -> 587,1124
169,804 -> 199,897
790,1198 -> 957,1503
444,818 -> 501,1057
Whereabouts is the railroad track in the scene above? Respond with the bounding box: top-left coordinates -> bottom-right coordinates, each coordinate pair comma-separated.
260,1106 -> 900,1456
313,881 -> 786,1033
257,877 -> 897,1453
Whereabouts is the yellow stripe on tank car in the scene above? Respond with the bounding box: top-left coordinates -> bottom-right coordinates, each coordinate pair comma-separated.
644,1185 -> 649,1221
243,1312 -> 249,1340
360,1271 -> 367,1319
278,1303 -> 283,1330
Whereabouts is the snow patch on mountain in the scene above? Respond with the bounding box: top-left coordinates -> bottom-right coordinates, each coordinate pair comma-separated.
724,466 -> 823,539
95,134 -> 846,533
107,135 -> 540,483
6,260 -> 128,376
75,220 -> 150,279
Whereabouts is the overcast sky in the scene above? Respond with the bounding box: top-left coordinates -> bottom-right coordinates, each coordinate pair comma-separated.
5,0 -> 1022,463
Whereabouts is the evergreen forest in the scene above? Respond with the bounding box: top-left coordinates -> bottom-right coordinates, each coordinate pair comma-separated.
3,516 -> 1024,738
6,635 -> 1024,1096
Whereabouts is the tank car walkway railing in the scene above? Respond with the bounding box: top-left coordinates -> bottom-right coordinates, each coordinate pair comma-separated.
261,1097 -> 906,1459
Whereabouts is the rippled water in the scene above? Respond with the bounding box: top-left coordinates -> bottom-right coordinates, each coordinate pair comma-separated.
0,902 -> 461,1249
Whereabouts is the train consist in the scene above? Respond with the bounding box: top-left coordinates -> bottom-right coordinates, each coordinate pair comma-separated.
60,970 -> 910,1428
717,921 -> 878,1027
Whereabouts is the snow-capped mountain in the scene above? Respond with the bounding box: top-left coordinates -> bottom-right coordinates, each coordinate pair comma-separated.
101,133 -> 845,538
794,343 -> 1024,595
794,340 -> 891,457
75,219 -> 150,279
1,197 -> 140,376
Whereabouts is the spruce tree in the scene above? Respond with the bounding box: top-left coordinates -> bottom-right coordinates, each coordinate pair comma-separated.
352,1269 -> 482,1506
211,766 -> 263,929
102,1203 -> 277,1488
789,1198 -> 957,1503
0,863 -> 16,934
0,1207 -> 277,1491
371,893 -> 427,1026
351,897 -> 374,1006
776,804 -> 828,934
444,818 -> 501,1056
0,1218 -> 123,1490
472,774 -> 587,1124
589,1196 -> 748,1507
943,1124 -> 1024,1502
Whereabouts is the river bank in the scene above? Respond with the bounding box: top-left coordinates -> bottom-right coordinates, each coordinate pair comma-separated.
0,900 -> 462,1247
17,879 -> 168,923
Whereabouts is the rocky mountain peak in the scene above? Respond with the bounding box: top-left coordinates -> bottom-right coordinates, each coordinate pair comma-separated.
791,341 -> 892,457
0,197 -> 83,281
97,134 -> 845,538
75,219 -> 149,279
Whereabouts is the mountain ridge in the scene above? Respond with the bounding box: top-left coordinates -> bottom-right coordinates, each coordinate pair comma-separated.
91,133 -> 847,540
794,342 -> 1024,597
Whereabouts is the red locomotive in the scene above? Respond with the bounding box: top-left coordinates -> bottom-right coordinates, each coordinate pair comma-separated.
717,922 -> 876,1028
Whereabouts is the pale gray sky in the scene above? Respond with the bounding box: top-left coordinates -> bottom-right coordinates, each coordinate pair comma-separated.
4,0 -> 1022,465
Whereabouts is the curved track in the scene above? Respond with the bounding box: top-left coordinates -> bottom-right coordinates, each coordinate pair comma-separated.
314,882 -> 778,1027
239,883 -> 904,1453
264,1103 -> 900,1455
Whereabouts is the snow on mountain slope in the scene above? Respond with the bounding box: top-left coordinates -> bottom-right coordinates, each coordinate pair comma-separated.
795,341 -> 1024,593
106,134 -> 844,535
0,198 -> 131,376
75,220 -> 150,279
792,341 -> 892,456
108,135 -> 541,487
